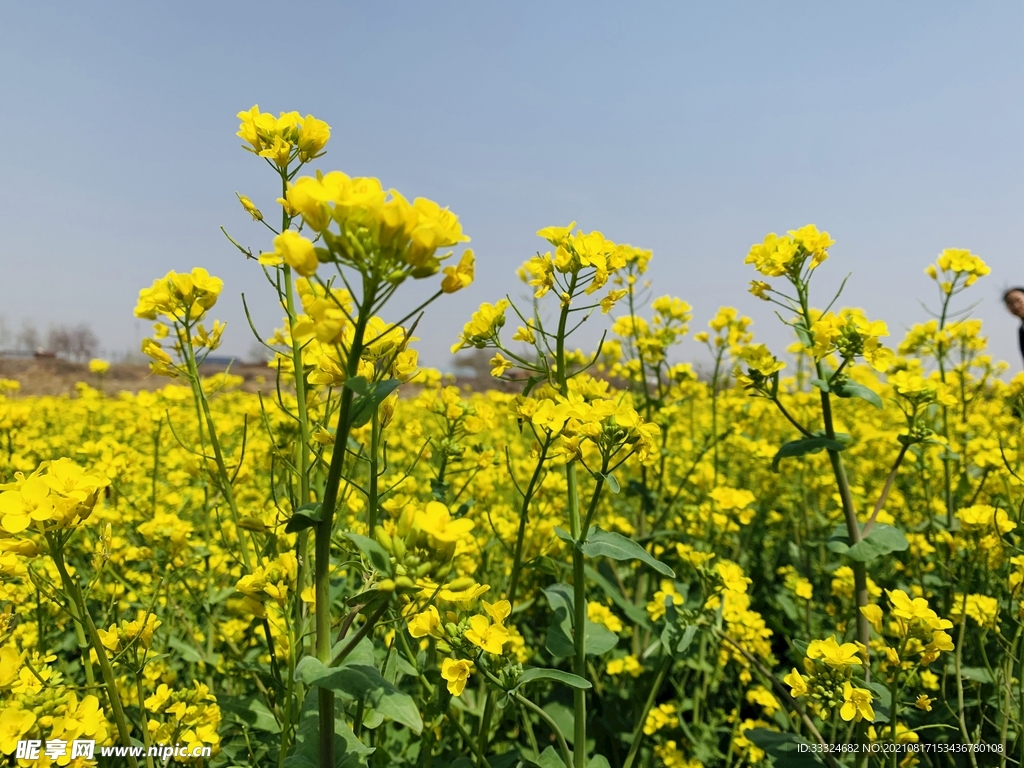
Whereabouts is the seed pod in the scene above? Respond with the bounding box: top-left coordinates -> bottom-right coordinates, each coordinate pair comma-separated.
237,517 -> 267,532
394,576 -> 416,590
375,527 -> 395,553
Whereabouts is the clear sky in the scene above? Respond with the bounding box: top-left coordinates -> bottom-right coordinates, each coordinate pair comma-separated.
1,2 -> 1022,371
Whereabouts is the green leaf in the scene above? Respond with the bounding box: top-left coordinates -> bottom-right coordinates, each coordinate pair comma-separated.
283,690 -> 373,768
220,695 -> 281,734
830,524 -> 909,563
344,533 -> 392,576
833,379 -> 883,409
743,729 -> 823,767
546,616 -> 619,658
794,322 -> 812,348
535,747 -> 566,768
522,375 -> 542,397
809,377 -> 830,393
660,603 -> 700,657
330,637 -> 375,669
585,565 -> 651,629
864,681 -> 892,723
517,667 -> 592,690
541,702 -> 575,745
950,665 -> 994,684
345,377 -> 401,429
285,503 -> 322,534
588,757 -> 611,768
543,584 -> 620,658
167,636 -> 205,665
574,526 -> 675,578
771,436 -> 846,472
294,658 -> 422,733
603,473 -> 621,494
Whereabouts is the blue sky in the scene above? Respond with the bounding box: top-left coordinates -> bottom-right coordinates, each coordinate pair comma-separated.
1,2 -> 1022,370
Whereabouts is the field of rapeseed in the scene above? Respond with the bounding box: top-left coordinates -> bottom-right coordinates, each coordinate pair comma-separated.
2,108 -> 1023,768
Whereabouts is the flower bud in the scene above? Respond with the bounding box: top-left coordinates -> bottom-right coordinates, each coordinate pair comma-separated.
398,505 -> 416,537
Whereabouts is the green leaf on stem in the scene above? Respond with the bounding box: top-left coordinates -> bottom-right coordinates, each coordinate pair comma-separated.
541,702 -> 576,744
533,748 -> 566,768
344,377 -> 401,429
584,565 -> 651,628
517,667 -> 592,690
832,379 -> 883,409
794,322 -> 813,347
809,377 -> 830,393
771,436 -> 847,472
282,690 -> 374,768
554,526 -> 674,578
602,473 -> 621,494
285,503 -> 322,533
827,523 -> 908,563
294,657 -> 422,733
344,533 -> 393,576
219,695 -> 281,735
543,583 -> 620,658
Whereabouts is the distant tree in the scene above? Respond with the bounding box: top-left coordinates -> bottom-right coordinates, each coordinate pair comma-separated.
69,325 -> 99,361
0,316 -> 10,350
452,349 -> 491,379
16,321 -> 40,352
44,323 -> 99,361
47,325 -> 72,357
247,342 -> 273,364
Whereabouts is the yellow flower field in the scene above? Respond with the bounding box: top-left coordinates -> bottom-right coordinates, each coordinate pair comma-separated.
1,107 -> 1023,768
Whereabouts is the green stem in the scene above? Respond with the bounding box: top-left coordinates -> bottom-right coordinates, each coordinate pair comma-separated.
330,601 -> 388,667
136,670 -> 157,768
151,421 -> 162,515
567,463 -> 587,768
954,593 -> 979,768
797,286 -> 870,656
368,409 -> 381,532
476,690 -> 495,765
889,669 -> 900,768
51,543 -> 138,768
315,282 -> 378,768
552,273 -> 588,768
280,262 -> 313,762
1018,612 -> 1024,768
622,655 -> 671,768
507,442 -> 550,607
514,689 -> 573,768
182,325 -> 254,571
